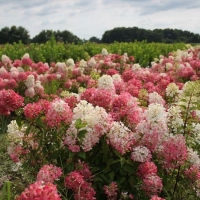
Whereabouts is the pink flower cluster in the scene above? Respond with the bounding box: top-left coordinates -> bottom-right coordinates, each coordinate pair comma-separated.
103,182 -> 118,200
16,181 -> 61,200
0,89 -> 24,115
37,164 -> 62,183
137,162 -> 163,197
158,134 -> 188,169
65,171 -> 96,200
45,98 -> 73,127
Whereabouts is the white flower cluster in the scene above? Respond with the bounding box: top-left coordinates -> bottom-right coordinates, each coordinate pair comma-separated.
131,146 -> 152,162
191,123 -> 200,144
78,59 -> 87,73
101,48 -> 108,56
7,120 -> 26,144
65,100 -> 111,152
22,53 -> 30,59
73,100 -> 109,129
165,62 -> 173,71
187,148 -> 200,166
166,83 -> 179,97
24,74 -> 35,88
145,103 -> 167,123
52,99 -> 69,113
112,74 -> 122,82
132,63 -> 141,72
167,105 -> 184,133
194,110 -> 200,119
66,58 -> 75,70
148,92 -> 165,105
88,57 -> 96,68
98,74 -> 115,90
136,103 -> 168,138
1,55 -> 11,64
55,62 -> 67,71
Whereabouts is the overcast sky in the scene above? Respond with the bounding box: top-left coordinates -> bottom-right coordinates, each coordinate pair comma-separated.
0,0 -> 200,40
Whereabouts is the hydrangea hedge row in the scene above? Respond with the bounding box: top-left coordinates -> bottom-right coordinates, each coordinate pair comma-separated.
1,45 -> 200,199
0,40 -> 186,67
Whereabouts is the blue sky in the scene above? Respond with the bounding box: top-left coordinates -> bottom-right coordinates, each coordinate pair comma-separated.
0,0 -> 200,40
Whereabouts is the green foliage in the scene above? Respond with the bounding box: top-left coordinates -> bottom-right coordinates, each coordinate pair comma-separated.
0,41 -> 186,67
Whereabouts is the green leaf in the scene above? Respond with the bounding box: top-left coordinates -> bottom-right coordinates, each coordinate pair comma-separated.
120,157 -> 126,167
119,177 -> 126,184
78,151 -> 86,159
75,119 -> 88,129
123,165 -> 134,175
78,130 -> 87,140
108,171 -> 115,181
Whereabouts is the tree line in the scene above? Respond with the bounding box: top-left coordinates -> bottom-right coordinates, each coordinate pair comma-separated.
0,26 -> 200,44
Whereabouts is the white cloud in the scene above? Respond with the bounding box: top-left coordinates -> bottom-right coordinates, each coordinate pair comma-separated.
0,0 -> 199,40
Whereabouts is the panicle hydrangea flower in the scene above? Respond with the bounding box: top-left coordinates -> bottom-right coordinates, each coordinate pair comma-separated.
142,175 -> 163,196
75,160 -> 93,181
16,181 -> 61,200
7,120 -> 26,143
191,123 -> 200,144
103,182 -> 118,200
187,148 -> 200,166
79,59 -> 87,68
120,192 -> 134,199
65,100 -> 111,152
45,98 -> 73,127
0,89 -> 24,115
65,171 -> 85,190
131,146 -> 152,163
112,74 -> 122,82
184,165 -> 200,181
65,170 -> 96,199
80,88 -> 113,110
73,181 -> 96,200
145,103 -> 167,123
107,121 -> 138,155
55,62 -> 67,74
137,162 -> 158,179
132,63 -> 141,72
166,83 -> 179,97
23,102 -> 43,120
136,103 -> 168,149
102,48 -> 109,56
98,74 -> 115,91
24,74 -> 35,88
63,121 -> 80,152
24,87 -> 35,97
73,100 -> 111,133
150,195 -> 165,200
167,105 -> 184,133
37,164 -> 62,183
7,144 -> 25,163
194,110 -> 200,119
158,134 -> 188,169
88,57 -> 96,67
66,58 -> 75,70
34,80 -> 44,94
1,55 -> 12,65
111,92 -> 136,121
148,92 -> 165,105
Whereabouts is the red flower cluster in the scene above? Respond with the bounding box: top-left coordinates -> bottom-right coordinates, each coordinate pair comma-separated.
17,181 -> 61,200
65,171 -> 96,200
0,89 -> 24,115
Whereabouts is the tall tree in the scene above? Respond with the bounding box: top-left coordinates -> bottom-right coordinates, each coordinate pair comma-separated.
0,26 -> 30,44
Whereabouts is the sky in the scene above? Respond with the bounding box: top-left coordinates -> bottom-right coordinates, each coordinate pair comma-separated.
0,0 -> 200,40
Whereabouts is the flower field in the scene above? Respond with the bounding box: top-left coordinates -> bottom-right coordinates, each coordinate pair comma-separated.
1,43 -> 200,200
